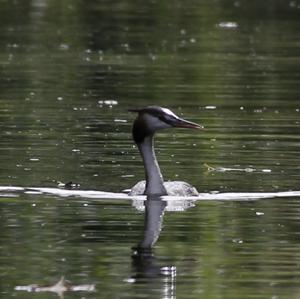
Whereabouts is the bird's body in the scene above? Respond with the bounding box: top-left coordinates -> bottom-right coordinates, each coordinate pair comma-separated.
128,106 -> 203,197
129,180 -> 199,196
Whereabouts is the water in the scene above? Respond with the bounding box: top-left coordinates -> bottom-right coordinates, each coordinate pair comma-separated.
1,0 -> 300,298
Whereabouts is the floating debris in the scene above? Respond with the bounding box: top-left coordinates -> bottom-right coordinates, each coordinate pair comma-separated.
262,169 -> 272,173
255,211 -> 265,216
204,105 -> 217,110
204,163 -> 271,173
217,22 -> 238,29
29,158 -> 40,162
98,100 -> 118,106
121,174 -> 135,178
56,181 -> 80,189
15,276 -> 95,297
123,277 -> 136,283
204,163 -> 217,172
232,238 -> 243,244
114,118 -> 127,123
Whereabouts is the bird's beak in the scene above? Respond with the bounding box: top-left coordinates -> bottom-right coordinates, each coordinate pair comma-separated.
171,117 -> 204,130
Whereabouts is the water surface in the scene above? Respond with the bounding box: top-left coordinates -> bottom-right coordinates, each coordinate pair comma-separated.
0,1 -> 300,298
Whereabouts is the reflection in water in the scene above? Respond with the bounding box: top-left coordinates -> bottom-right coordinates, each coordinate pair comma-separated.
131,196 -> 176,299
136,196 -> 167,249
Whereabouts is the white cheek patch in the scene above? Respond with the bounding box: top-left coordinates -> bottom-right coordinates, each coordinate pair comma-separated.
161,108 -> 179,119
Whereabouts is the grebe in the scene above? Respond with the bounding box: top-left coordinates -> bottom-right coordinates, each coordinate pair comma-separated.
128,106 -> 203,196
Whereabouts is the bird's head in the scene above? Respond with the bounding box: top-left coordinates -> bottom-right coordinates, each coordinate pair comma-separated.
129,106 -> 203,143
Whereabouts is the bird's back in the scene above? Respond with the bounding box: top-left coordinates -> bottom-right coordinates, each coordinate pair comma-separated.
129,180 -> 199,196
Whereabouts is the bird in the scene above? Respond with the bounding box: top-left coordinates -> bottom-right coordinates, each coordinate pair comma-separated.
128,106 -> 203,196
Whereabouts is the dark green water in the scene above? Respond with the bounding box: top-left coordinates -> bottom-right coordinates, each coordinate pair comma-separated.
0,1 -> 300,298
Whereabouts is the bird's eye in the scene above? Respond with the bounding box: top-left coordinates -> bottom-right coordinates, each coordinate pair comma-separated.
158,115 -> 166,122
159,114 -> 174,125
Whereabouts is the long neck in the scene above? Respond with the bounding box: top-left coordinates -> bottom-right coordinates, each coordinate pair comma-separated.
137,135 -> 167,196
